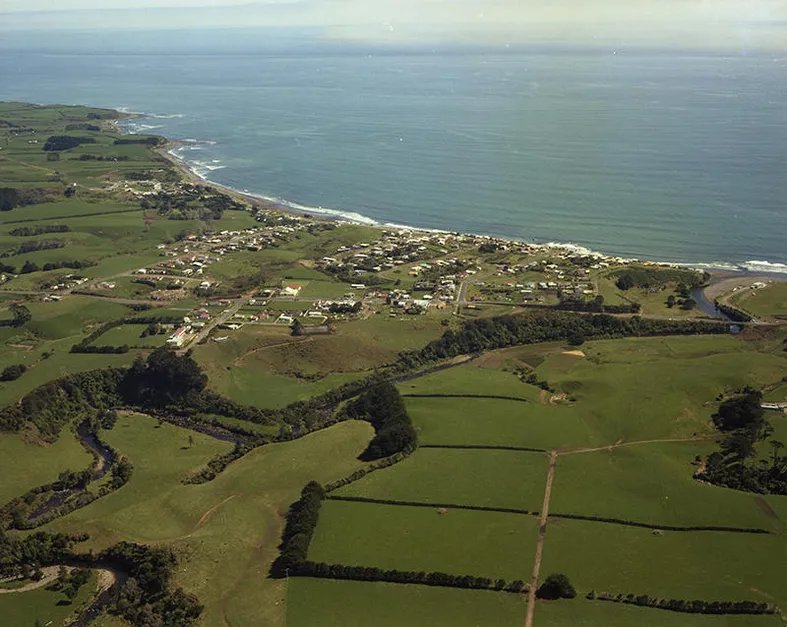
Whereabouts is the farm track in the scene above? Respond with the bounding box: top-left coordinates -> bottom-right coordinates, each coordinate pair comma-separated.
525,450 -> 557,627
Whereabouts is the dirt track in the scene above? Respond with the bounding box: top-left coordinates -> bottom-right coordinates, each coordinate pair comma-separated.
525,451 -> 557,627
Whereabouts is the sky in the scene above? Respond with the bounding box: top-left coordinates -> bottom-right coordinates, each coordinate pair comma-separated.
1,0 -> 786,50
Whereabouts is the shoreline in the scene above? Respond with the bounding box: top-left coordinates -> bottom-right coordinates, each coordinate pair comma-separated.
118,113 -> 787,289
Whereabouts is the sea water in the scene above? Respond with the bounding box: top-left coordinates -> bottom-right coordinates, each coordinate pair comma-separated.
1,29 -> 785,270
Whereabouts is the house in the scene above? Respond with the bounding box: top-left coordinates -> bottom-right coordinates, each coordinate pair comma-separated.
166,327 -> 189,347
281,285 -> 301,297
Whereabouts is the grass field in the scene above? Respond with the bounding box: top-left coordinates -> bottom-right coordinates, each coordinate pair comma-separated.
540,518 -> 787,609
309,500 -> 538,581
536,598 -> 781,627
44,414 -> 374,626
193,315 -> 448,408
287,578 -> 527,627
549,442 -> 783,531
400,361 -> 540,401
92,324 -> 167,348
405,397 -> 593,450
0,571 -> 99,627
730,282 -> 787,319
334,447 -> 548,511
0,430 -> 93,504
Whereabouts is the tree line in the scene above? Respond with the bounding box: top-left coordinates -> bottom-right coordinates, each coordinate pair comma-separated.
0,258 -> 97,275
397,311 -> 728,370
588,590 -> 778,615
293,560 -> 528,594
271,481 -> 530,594
9,224 -> 70,236
0,238 -> 66,257
548,512 -> 769,534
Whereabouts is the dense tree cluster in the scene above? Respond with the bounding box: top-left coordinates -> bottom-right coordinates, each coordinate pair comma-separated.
0,368 -> 125,437
702,390 -> 787,494
0,186 -> 55,212
345,382 -> 417,460
0,363 -> 27,381
0,304 -> 31,328
0,530 -> 81,578
613,266 -> 706,291
0,187 -> 21,212
537,573 -> 577,600
121,348 -> 207,408
101,542 -> 202,626
589,591 -> 777,615
270,481 -> 325,577
42,135 -> 96,151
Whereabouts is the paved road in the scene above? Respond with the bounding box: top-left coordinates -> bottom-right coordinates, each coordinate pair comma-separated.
177,294 -> 249,353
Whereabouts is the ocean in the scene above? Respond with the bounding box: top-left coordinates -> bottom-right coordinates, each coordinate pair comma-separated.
1,29 -> 785,271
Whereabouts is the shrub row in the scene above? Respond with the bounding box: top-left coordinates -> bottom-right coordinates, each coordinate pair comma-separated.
327,495 -> 532,517
182,441 -> 259,485
324,451 -> 411,492
589,590 -> 778,615
294,560 -> 529,594
400,393 -> 531,404
548,513 -> 770,535
419,444 -> 546,453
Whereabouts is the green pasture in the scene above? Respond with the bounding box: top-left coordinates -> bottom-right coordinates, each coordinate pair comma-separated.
199,365 -> 364,409
25,296 -> 129,339
334,447 -> 547,511
45,416 -> 374,627
731,282 -> 787,319
0,571 -> 99,627
536,597 -> 781,627
549,442 -> 781,531
90,324 -> 167,348
537,335 -> 787,444
540,518 -> 787,610
405,397 -> 592,450
0,430 -> 93,504
308,500 -> 538,581
400,361 -> 539,401
46,412 -> 233,543
0,344 -> 138,407
287,578 -> 526,627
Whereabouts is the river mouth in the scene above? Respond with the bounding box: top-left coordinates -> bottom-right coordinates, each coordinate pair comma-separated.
689,286 -> 733,321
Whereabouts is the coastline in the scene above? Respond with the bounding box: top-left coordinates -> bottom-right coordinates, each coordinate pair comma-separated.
117,113 -> 787,295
